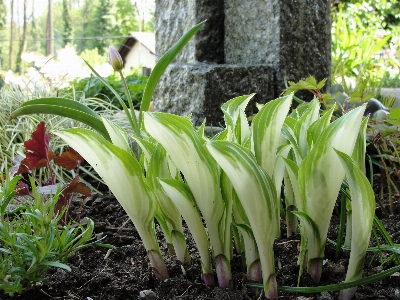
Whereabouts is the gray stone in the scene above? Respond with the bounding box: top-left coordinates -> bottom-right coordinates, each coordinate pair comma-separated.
278,1 -> 332,93
155,0 -> 224,64
139,290 -> 157,299
153,63 -> 275,126
225,0 -> 331,92
154,0 -> 332,123
224,0 -> 280,65
318,292 -> 333,300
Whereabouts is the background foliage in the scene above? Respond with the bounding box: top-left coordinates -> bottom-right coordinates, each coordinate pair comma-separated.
0,0 -> 154,72
332,0 -> 400,89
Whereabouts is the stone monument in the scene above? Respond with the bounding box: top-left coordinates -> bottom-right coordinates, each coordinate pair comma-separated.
153,0 -> 331,126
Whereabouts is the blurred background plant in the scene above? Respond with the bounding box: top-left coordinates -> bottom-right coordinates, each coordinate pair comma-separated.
62,71 -> 147,110
331,0 -> 400,94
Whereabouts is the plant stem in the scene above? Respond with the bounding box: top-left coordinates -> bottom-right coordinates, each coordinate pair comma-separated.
336,193 -> 347,261
118,70 -> 140,137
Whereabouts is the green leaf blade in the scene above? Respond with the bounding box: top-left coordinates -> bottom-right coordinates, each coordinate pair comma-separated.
11,98 -> 110,141
139,21 -> 206,124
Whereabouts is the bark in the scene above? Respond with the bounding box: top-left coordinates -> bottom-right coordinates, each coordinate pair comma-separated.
15,0 -> 27,74
46,0 -> 54,56
8,0 -> 14,70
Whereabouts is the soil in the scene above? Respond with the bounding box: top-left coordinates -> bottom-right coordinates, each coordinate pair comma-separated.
1,189 -> 400,300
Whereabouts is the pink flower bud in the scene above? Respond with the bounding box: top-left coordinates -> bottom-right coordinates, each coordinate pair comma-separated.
108,46 -> 123,71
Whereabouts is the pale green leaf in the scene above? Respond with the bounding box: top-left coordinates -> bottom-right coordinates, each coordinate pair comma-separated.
335,150 -> 375,286
207,140 -> 278,294
54,128 -> 160,253
252,93 -> 293,177
159,178 -> 213,275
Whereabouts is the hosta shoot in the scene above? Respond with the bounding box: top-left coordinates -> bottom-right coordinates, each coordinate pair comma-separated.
207,141 -> 279,299
143,112 -> 233,288
54,122 -> 169,280
335,150 -> 375,300
285,105 -> 366,283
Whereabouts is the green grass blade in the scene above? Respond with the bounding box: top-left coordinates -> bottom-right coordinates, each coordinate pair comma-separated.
246,265 -> 400,292
139,21 -> 206,125
10,98 -> 110,141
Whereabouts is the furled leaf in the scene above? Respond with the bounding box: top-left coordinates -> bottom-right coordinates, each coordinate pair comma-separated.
221,94 -> 254,144
206,140 -> 278,299
158,178 -> 214,286
54,127 -> 169,280
144,111 -> 232,288
252,93 -> 293,176
296,105 -> 366,283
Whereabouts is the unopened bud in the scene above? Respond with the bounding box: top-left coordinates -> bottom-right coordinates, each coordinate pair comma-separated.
108,46 -> 123,71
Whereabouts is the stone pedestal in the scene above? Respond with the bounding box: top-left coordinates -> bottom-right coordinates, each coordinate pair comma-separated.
154,0 -> 331,126
153,63 -> 275,126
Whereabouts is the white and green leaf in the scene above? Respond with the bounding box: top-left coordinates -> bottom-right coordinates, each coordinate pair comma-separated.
143,112 -> 230,283
335,150 -> 375,300
158,178 -> 214,282
252,93 -> 293,177
298,105 -> 366,262
206,140 -> 278,296
54,127 -> 168,279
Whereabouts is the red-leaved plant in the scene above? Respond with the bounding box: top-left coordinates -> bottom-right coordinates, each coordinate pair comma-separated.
14,121 -> 91,224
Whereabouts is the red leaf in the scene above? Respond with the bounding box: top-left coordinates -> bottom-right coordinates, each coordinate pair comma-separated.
14,181 -> 31,196
63,175 -> 91,197
24,122 -> 54,169
16,158 -> 32,174
55,148 -> 83,171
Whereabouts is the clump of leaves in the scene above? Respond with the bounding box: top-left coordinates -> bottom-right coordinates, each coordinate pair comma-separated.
284,76 -> 332,108
13,122 -> 91,224
0,171 -> 112,296
284,76 -> 377,115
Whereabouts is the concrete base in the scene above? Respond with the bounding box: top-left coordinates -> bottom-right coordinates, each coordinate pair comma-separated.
153,63 -> 275,126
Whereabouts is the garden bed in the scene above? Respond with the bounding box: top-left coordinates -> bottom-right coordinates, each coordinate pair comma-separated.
1,191 -> 399,300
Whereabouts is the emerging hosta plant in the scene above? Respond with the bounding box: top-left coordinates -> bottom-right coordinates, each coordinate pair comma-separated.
11,21 -> 206,281
335,150 -> 375,300
10,20 -> 381,300
283,103 -> 367,283
206,141 -> 279,299
143,112 -> 233,288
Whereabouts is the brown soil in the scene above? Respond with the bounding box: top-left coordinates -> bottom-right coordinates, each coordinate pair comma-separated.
1,193 -> 400,300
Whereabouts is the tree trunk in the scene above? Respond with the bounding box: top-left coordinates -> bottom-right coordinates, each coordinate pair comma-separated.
46,0 -> 54,56
62,0 -> 72,46
15,0 -> 27,74
30,1 -> 39,52
9,0 -> 14,70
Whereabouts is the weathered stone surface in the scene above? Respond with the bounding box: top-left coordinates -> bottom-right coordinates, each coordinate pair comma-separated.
278,1 -> 331,93
155,0 -> 224,64
153,63 -> 275,126
155,0 -> 196,63
224,0 -> 280,65
154,0 -> 332,122
225,0 -> 331,95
